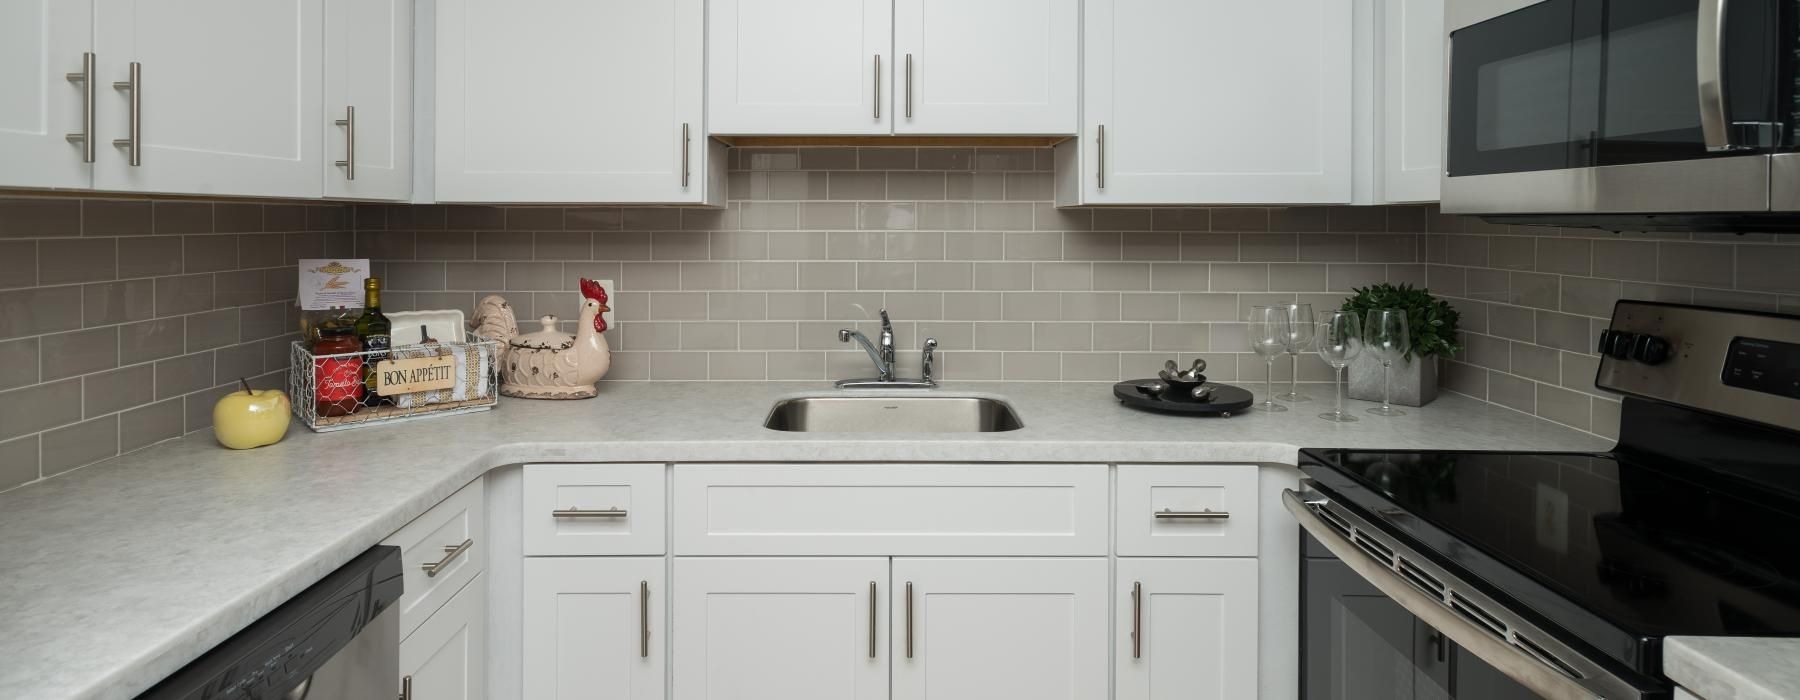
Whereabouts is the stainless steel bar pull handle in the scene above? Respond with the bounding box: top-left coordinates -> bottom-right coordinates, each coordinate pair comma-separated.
904,581 -> 914,659
1696,0 -> 1732,150
1131,581 -> 1143,660
1155,508 -> 1229,520
640,580 -> 650,658
335,106 -> 355,180
399,675 -> 412,700
113,62 -> 141,166
904,53 -> 914,118
868,581 -> 878,658
680,122 -> 691,188
551,507 -> 627,518
420,538 -> 473,577
873,54 -> 882,119
66,52 -> 96,162
1095,124 -> 1105,190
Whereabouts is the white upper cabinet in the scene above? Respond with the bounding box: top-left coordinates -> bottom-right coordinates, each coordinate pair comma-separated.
324,0 -> 411,201
435,0 -> 717,204
710,0 -> 1076,136
1062,0 -> 1352,205
93,0 -> 322,198
709,0 -> 890,135
1378,0 -> 1445,203
0,0 -> 93,190
892,0 -> 1077,135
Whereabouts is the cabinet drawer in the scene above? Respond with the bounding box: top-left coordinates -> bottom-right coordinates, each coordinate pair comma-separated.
673,464 -> 1109,555
384,476 -> 486,640
524,463 -> 666,556
1116,465 -> 1259,556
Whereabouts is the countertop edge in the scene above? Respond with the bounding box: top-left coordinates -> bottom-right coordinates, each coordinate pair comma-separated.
1664,636 -> 1800,700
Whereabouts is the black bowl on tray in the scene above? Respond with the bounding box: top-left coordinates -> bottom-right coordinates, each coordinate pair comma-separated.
1112,378 -> 1255,416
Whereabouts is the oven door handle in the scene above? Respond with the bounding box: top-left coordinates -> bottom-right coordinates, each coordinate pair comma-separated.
1283,489 -> 1611,700
1696,0 -> 1733,151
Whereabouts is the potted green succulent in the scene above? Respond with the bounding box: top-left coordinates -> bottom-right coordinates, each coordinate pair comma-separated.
1340,283 -> 1462,407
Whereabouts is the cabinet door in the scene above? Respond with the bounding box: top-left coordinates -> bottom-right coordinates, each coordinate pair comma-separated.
1302,556 -> 1420,700
674,557 -> 888,700
892,0 -> 1077,135
524,557 -> 666,700
708,0 -> 890,135
892,558 -> 1108,700
323,0 -> 411,200
93,0 -> 322,198
1115,558 -> 1258,700
401,574 -> 488,700
1081,0 -> 1351,204
436,0 -> 706,203
1381,0 -> 1445,202
0,0 -> 93,189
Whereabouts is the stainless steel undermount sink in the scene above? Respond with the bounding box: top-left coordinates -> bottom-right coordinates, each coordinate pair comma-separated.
763,396 -> 1024,433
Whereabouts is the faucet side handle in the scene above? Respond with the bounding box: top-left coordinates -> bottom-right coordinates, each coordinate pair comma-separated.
921,337 -> 939,386
878,308 -> 892,334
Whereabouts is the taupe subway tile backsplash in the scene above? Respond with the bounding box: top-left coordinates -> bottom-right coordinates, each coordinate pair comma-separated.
362,147 -> 1432,401
0,194 -> 349,492
7,147 -> 1794,490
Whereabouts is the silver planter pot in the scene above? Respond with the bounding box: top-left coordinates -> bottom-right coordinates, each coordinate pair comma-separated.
1347,353 -> 1439,407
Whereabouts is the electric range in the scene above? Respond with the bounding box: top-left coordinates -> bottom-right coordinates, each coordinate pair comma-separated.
1291,301 -> 1800,700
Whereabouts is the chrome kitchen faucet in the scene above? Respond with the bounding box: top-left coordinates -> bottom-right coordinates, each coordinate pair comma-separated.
837,309 -> 937,388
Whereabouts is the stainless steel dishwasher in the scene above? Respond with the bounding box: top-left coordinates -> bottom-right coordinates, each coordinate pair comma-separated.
136,545 -> 403,700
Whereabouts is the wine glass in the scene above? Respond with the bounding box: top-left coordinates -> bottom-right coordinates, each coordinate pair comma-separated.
1248,306 -> 1291,413
1364,308 -> 1411,417
1316,310 -> 1362,422
1277,302 -> 1315,402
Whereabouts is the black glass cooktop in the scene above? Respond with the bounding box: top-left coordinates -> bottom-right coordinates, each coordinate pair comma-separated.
1300,447 -> 1800,674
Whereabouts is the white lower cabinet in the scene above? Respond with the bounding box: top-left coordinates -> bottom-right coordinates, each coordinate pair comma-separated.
401,573 -> 488,700
524,556 -> 666,700
1116,558 -> 1259,700
893,558 -> 1109,700
673,557 -> 888,700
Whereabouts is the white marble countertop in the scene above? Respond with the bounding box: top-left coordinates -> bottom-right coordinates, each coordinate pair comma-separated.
1666,637 -> 1800,700
0,381 -> 1612,700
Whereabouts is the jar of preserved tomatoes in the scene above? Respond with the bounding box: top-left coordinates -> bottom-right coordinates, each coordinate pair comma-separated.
313,327 -> 364,417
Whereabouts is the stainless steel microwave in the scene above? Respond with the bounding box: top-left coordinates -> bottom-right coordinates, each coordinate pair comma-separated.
1441,0 -> 1800,230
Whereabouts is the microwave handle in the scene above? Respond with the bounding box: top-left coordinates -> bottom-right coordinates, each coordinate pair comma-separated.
1697,0 -> 1733,151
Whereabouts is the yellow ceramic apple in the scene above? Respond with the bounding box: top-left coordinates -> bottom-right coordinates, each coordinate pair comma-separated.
213,381 -> 292,450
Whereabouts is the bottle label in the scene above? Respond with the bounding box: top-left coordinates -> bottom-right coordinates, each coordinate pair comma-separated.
316,357 -> 364,402
363,334 -> 391,357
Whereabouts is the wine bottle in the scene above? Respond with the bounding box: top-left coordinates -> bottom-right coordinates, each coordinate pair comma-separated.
354,277 -> 392,406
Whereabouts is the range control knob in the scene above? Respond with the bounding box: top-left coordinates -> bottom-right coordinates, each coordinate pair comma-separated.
1630,334 -> 1671,365
1597,329 -> 1636,359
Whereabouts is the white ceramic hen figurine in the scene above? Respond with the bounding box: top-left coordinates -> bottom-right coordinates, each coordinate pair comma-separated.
470,280 -> 612,399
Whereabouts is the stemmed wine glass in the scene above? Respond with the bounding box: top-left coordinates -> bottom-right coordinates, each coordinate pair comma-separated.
1316,310 -> 1362,422
1249,306 -> 1291,413
1364,308 -> 1411,417
1277,302 -> 1315,402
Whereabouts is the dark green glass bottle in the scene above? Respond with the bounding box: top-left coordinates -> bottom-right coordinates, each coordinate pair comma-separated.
354,277 -> 392,406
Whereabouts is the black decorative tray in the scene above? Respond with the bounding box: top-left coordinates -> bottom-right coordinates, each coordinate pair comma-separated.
1112,380 -> 1255,416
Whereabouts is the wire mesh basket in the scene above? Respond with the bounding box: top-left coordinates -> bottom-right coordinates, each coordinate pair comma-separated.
288,334 -> 501,432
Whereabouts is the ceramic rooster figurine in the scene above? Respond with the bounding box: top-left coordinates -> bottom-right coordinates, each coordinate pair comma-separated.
471,279 -> 612,399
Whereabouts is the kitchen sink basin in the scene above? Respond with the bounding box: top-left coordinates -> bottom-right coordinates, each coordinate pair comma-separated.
763,396 -> 1024,433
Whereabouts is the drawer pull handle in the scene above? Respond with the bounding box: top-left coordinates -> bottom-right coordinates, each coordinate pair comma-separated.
421,538 -> 473,577
552,507 -> 627,518
1155,508 -> 1229,520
